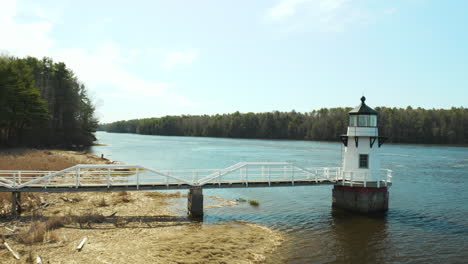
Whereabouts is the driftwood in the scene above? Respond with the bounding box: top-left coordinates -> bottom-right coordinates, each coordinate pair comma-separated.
4,241 -> 20,259
77,237 -> 88,251
61,197 -> 73,202
107,211 -> 117,217
5,226 -> 16,232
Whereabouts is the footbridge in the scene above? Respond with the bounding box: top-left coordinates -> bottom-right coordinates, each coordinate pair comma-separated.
0,162 -> 392,217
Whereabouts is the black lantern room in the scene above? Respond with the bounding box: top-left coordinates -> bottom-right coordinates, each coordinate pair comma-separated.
340,96 -> 386,148
348,96 -> 378,127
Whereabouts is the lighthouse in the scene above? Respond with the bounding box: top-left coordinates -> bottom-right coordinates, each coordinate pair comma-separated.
333,96 -> 390,213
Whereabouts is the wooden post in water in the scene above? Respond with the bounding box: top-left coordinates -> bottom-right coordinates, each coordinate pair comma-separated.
187,187 -> 203,218
11,192 -> 22,216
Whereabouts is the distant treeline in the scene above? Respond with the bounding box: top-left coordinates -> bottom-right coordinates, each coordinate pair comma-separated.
0,55 -> 98,148
99,107 -> 467,144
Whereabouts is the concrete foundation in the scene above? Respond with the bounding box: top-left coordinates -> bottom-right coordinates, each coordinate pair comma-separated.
187,188 -> 203,218
11,192 -> 22,216
332,185 -> 388,213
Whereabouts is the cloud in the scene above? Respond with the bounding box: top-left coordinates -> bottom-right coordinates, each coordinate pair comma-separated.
54,45 -> 170,98
268,0 -> 308,21
0,0 -> 54,57
0,0 -> 200,122
163,48 -> 199,69
265,0 -> 393,32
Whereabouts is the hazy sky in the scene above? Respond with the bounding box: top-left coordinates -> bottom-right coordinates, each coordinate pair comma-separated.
1,0 -> 467,122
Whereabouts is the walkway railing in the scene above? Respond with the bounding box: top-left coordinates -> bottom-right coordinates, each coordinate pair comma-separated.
0,162 -> 392,191
340,169 -> 393,187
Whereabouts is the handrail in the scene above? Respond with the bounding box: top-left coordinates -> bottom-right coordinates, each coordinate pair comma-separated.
0,163 -> 392,190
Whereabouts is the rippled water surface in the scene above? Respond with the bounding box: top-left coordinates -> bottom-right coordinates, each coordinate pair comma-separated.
91,132 -> 468,264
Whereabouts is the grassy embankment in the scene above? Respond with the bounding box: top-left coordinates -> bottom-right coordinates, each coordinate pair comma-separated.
0,149 -> 283,264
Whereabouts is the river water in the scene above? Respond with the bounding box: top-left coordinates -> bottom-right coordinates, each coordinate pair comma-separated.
91,131 -> 467,264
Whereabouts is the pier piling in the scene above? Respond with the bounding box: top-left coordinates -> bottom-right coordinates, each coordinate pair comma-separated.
188,188 -> 203,218
332,185 -> 388,213
11,192 -> 22,216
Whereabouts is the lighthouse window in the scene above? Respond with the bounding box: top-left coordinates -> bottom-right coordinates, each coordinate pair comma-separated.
349,115 -> 357,126
370,115 -> 377,127
359,154 -> 369,168
358,115 -> 369,126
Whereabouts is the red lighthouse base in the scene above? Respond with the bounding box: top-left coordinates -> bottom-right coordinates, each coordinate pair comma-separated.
332,185 -> 389,213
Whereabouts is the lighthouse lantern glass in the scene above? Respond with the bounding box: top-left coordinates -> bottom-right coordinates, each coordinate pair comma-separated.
349,115 -> 357,126
370,115 -> 377,126
349,115 -> 377,127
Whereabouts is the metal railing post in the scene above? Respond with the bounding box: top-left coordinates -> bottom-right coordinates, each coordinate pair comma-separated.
377,170 -> 381,188
18,171 -> 21,184
245,167 -> 248,187
350,172 -> 353,187
267,167 -> 271,186
315,169 -> 318,183
136,168 -> 140,190
76,168 -> 80,188
291,166 -> 295,186
364,172 -> 367,187
46,172 -> 51,188
107,168 -> 110,188
384,170 -> 388,187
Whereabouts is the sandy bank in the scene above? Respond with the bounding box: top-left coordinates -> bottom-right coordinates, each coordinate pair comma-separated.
0,149 -> 284,264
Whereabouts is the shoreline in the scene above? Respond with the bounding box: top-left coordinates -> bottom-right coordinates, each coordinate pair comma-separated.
96,131 -> 468,148
0,149 -> 284,263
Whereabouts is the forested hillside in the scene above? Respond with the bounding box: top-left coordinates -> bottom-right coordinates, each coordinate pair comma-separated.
100,107 -> 468,145
0,55 -> 97,148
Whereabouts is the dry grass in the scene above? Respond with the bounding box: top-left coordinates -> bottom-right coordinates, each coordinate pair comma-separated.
0,149 -> 78,171
115,191 -> 131,203
120,196 -> 131,203
45,216 -> 71,230
15,220 -> 62,245
0,148 -> 109,171
113,216 -> 128,228
144,191 -> 184,199
0,192 -> 43,216
75,211 -> 106,228
95,197 -> 109,207
0,191 -> 284,264
117,191 -> 128,196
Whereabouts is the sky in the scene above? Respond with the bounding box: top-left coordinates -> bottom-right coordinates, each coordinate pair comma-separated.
0,0 -> 467,123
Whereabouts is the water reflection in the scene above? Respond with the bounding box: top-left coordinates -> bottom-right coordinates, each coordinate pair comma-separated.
329,209 -> 389,264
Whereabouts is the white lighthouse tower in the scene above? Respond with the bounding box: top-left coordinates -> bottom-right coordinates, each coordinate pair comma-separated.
341,96 -> 383,183
333,96 -> 390,213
